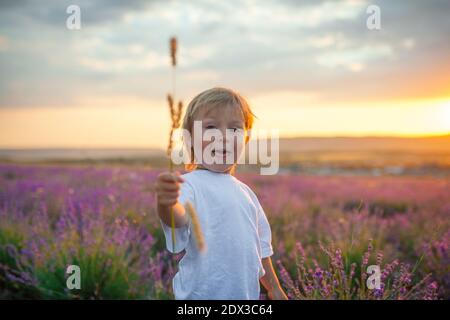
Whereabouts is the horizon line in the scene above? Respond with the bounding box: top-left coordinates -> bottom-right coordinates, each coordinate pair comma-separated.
0,133 -> 449,150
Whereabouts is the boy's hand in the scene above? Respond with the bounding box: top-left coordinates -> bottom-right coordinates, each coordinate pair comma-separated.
155,171 -> 184,207
260,257 -> 288,300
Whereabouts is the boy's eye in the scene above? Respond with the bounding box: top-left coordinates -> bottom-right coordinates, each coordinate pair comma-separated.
205,125 -> 216,129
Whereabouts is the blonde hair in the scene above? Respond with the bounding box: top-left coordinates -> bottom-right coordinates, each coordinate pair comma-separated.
182,87 -> 255,171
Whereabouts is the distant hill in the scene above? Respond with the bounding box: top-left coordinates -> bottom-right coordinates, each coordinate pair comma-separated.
251,135 -> 450,176
1,135 -> 449,161
0,136 -> 449,176
278,135 -> 450,153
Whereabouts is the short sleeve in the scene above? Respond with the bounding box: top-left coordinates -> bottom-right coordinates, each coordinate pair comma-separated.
159,179 -> 195,254
254,194 -> 273,258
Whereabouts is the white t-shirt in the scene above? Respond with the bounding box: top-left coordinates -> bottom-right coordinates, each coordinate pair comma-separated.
159,169 -> 273,300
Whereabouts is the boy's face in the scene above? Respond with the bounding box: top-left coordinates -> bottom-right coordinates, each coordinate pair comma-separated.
192,104 -> 249,173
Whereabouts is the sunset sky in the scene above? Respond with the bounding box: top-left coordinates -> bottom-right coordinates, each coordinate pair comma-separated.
0,0 -> 449,149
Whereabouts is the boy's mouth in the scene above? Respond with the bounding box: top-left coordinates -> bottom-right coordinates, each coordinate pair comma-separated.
212,149 -> 230,157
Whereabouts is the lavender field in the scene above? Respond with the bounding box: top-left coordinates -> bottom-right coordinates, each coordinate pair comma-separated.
0,164 -> 448,299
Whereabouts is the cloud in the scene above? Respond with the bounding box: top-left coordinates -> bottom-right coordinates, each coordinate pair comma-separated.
307,33 -> 350,49
401,38 -> 415,50
250,90 -> 319,109
0,0 -> 162,26
75,38 -> 168,72
78,52 -> 166,72
0,35 -> 9,51
0,0 -> 449,109
316,44 -> 394,72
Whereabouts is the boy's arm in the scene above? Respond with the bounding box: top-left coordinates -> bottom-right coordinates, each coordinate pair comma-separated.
260,257 -> 288,300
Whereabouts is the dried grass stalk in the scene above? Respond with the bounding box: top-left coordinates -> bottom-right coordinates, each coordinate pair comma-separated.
185,201 -> 206,253
170,37 -> 177,67
166,37 -> 204,253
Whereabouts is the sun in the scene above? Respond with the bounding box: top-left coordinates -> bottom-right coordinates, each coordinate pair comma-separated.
439,100 -> 450,132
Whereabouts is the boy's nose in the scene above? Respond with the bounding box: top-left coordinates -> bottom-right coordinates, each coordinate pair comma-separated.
213,129 -> 231,148
217,129 -> 227,143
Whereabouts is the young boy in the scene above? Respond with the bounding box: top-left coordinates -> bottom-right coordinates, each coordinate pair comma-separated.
155,87 -> 287,300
